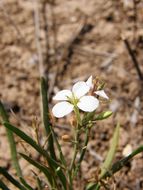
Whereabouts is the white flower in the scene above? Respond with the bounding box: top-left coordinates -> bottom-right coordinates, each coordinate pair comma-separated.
52,81 -> 99,118
86,76 -> 109,99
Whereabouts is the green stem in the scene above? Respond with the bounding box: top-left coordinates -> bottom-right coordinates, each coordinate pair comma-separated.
74,126 -> 90,177
51,128 -> 67,168
69,106 -> 81,188
73,106 -> 82,127
0,101 -> 22,178
51,128 -> 71,190
70,128 -> 79,172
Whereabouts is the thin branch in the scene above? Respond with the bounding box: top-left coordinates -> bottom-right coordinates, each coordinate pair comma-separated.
123,37 -> 143,81
42,1 -> 50,67
50,0 -> 58,67
33,0 -> 45,78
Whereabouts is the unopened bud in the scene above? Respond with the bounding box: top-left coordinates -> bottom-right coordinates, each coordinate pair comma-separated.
61,135 -> 71,142
69,115 -> 77,127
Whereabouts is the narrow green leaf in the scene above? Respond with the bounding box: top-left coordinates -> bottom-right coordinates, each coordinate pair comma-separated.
20,153 -> 53,186
86,182 -> 100,190
0,101 -> 22,177
55,166 -> 68,190
94,111 -> 112,121
87,145 -> 143,189
20,177 -> 34,190
0,167 -> 27,190
4,122 -> 49,158
3,122 -> 68,189
3,122 -> 56,165
100,123 -> 120,178
0,179 -> 11,190
36,177 -> 43,190
21,153 -> 68,190
40,77 -> 56,159
101,145 -> 143,179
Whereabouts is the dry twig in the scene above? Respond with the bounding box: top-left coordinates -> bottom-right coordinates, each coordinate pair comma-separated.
33,0 -> 45,78
123,37 -> 143,81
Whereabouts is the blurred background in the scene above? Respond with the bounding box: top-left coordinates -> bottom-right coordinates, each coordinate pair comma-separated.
0,0 -> 143,189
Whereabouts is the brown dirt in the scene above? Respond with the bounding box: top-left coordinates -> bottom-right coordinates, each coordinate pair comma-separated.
0,0 -> 143,189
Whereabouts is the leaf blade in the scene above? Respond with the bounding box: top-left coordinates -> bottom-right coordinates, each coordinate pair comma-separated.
4,122 -> 68,190
20,153 -> 53,187
0,167 -> 26,190
40,77 -> 56,159
100,123 -> 120,178
0,101 -> 22,177
101,145 -> 143,179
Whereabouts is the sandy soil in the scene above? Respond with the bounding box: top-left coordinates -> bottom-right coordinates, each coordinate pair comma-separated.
0,0 -> 143,189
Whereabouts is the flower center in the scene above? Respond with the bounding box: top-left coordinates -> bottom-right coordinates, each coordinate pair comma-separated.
67,93 -> 79,106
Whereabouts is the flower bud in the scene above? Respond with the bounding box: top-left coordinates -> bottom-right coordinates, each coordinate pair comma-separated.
61,134 -> 71,142
69,115 -> 77,127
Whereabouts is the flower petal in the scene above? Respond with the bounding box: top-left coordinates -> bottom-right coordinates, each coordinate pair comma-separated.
86,75 -> 93,89
95,90 -> 109,99
52,102 -> 74,118
72,81 -> 90,98
77,96 -> 99,112
53,90 -> 72,101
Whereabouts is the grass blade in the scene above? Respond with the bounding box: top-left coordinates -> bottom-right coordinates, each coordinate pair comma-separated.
100,123 -> 120,178
20,153 -> 53,187
40,77 -> 56,159
0,179 -> 11,190
4,122 -> 49,158
86,183 -> 100,190
36,176 -> 43,190
20,177 -> 34,190
4,122 -> 68,190
0,167 -> 27,190
86,145 -> 143,189
20,153 -> 68,190
55,166 -> 68,190
0,101 -> 22,177
101,145 -> 143,179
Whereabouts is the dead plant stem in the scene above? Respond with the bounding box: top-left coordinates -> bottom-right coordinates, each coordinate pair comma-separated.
123,38 -> 143,81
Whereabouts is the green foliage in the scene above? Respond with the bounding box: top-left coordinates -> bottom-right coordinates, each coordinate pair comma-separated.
3,122 -> 68,190
40,77 -> 56,159
20,153 -> 53,186
101,145 -> 143,179
0,101 -> 22,177
100,123 -> 120,178
94,111 -> 112,121
0,167 -> 27,190
0,179 -> 11,190
86,183 -> 100,190
1,77 -> 143,190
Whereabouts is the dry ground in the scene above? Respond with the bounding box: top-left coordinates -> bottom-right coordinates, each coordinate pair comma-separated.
0,0 -> 143,189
